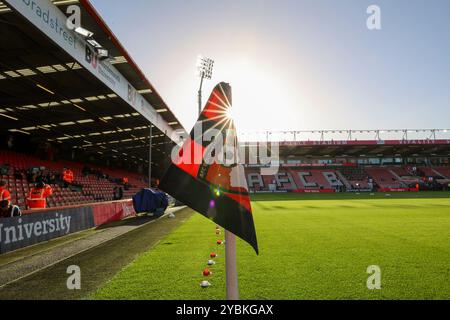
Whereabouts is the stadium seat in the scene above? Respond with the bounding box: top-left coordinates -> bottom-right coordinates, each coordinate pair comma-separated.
0,149 -> 149,210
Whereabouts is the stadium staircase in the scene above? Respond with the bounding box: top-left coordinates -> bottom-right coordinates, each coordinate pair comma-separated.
389,167 -> 420,186
335,171 -> 352,190
419,167 -> 444,178
433,167 -> 450,179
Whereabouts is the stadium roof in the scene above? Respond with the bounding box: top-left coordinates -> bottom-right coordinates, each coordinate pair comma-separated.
0,0 -> 186,174
242,130 -> 450,158
276,140 -> 450,158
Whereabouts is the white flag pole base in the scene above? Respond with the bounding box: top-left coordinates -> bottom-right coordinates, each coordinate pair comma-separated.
225,230 -> 239,300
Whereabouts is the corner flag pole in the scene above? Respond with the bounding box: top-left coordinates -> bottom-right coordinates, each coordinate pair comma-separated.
197,57 -> 239,300
221,83 -> 239,301
201,86 -> 239,301
148,124 -> 152,186
225,230 -> 239,300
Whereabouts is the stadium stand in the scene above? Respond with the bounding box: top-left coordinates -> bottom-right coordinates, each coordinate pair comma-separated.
364,167 -> 403,189
433,167 -> 450,179
390,166 -> 410,177
246,168 -> 344,192
245,168 -> 265,192
419,167 -> 444,178
337,166 -> 371,190
248,129 -> 450,192
274,171 -> 298,191
246,165 -> 450,193
0,150 -> 147,210
290,169 -> 343,190
389,166 -> 420,185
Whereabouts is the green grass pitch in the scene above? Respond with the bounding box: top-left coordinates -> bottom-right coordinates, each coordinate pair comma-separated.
92,192 -> 450,300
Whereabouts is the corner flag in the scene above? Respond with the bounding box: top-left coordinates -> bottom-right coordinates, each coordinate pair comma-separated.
159,82 -> 258,254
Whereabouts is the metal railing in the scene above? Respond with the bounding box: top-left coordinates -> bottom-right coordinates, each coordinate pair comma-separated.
237,129 -> 450,143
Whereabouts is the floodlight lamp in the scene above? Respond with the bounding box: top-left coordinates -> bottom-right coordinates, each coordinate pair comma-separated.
74,27 -> 94,38
197,55 -> 214,79
96,48 -> 110,60
87,38 -> 102,48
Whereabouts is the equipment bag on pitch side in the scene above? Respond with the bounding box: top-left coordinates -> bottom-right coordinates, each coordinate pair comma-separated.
132,189 -> 168,216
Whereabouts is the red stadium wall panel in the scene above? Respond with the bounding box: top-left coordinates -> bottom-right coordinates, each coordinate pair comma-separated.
92,200 -> 136,226
378,188 -> 419,193
293,189 -> 336,193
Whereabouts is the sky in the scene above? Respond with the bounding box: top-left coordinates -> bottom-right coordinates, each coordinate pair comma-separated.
90,0 -> 450,133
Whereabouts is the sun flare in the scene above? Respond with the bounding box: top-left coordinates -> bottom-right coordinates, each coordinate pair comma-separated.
216,57 -> 299,132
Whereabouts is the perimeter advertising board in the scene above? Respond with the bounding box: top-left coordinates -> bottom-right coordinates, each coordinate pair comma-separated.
0,206 -> 95,254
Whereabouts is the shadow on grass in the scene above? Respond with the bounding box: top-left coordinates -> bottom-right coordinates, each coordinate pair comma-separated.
95,215 -> 157,230
0,208 -> 194,300
250,191 -> 450,202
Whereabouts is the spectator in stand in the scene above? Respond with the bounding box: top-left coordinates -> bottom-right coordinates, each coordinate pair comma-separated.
0,200 -> 22,218
36,171 -> 45,184
54,171 -> 62,184
62,167 -> 74,188
123,177 -> 130,190
26,168 -> 34,183
27,167 -> 41,183
14,168 -> 24,180
113,186 -> 124,201
27,181 -> 53,210
94,169 -> 106,180
82,165 -> 91,177
45,171 -> 56,184
0,181 -> 11,206
0,164 -> 9,175
44,172 -> 50,184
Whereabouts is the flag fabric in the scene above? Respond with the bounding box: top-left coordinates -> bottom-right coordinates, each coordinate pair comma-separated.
159,82 -> 258,254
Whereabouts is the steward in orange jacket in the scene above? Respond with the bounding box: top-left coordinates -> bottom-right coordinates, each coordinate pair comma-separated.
0,180 -> 11,206
27,182 -> 53,210
63,168 -> 74,184
123,177 -> 130,190
63,168 -> 74,188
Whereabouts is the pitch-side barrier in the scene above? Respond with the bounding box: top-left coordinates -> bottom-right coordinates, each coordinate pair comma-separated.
0,200 -> 136,254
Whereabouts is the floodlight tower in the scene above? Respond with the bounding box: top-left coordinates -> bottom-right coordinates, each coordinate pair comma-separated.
197,55 -> 214,115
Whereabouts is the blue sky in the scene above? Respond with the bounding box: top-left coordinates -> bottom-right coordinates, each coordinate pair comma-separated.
91,0 -> 450,132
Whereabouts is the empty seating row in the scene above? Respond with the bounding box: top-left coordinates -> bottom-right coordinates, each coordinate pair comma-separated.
0,150 -> 149,210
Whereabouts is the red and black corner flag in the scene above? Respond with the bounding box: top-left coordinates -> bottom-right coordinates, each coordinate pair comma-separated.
159,82 -> 258,254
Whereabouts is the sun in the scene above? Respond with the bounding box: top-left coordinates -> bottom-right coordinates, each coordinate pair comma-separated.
216,56 -> 299,132
226,105 -> 238,121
